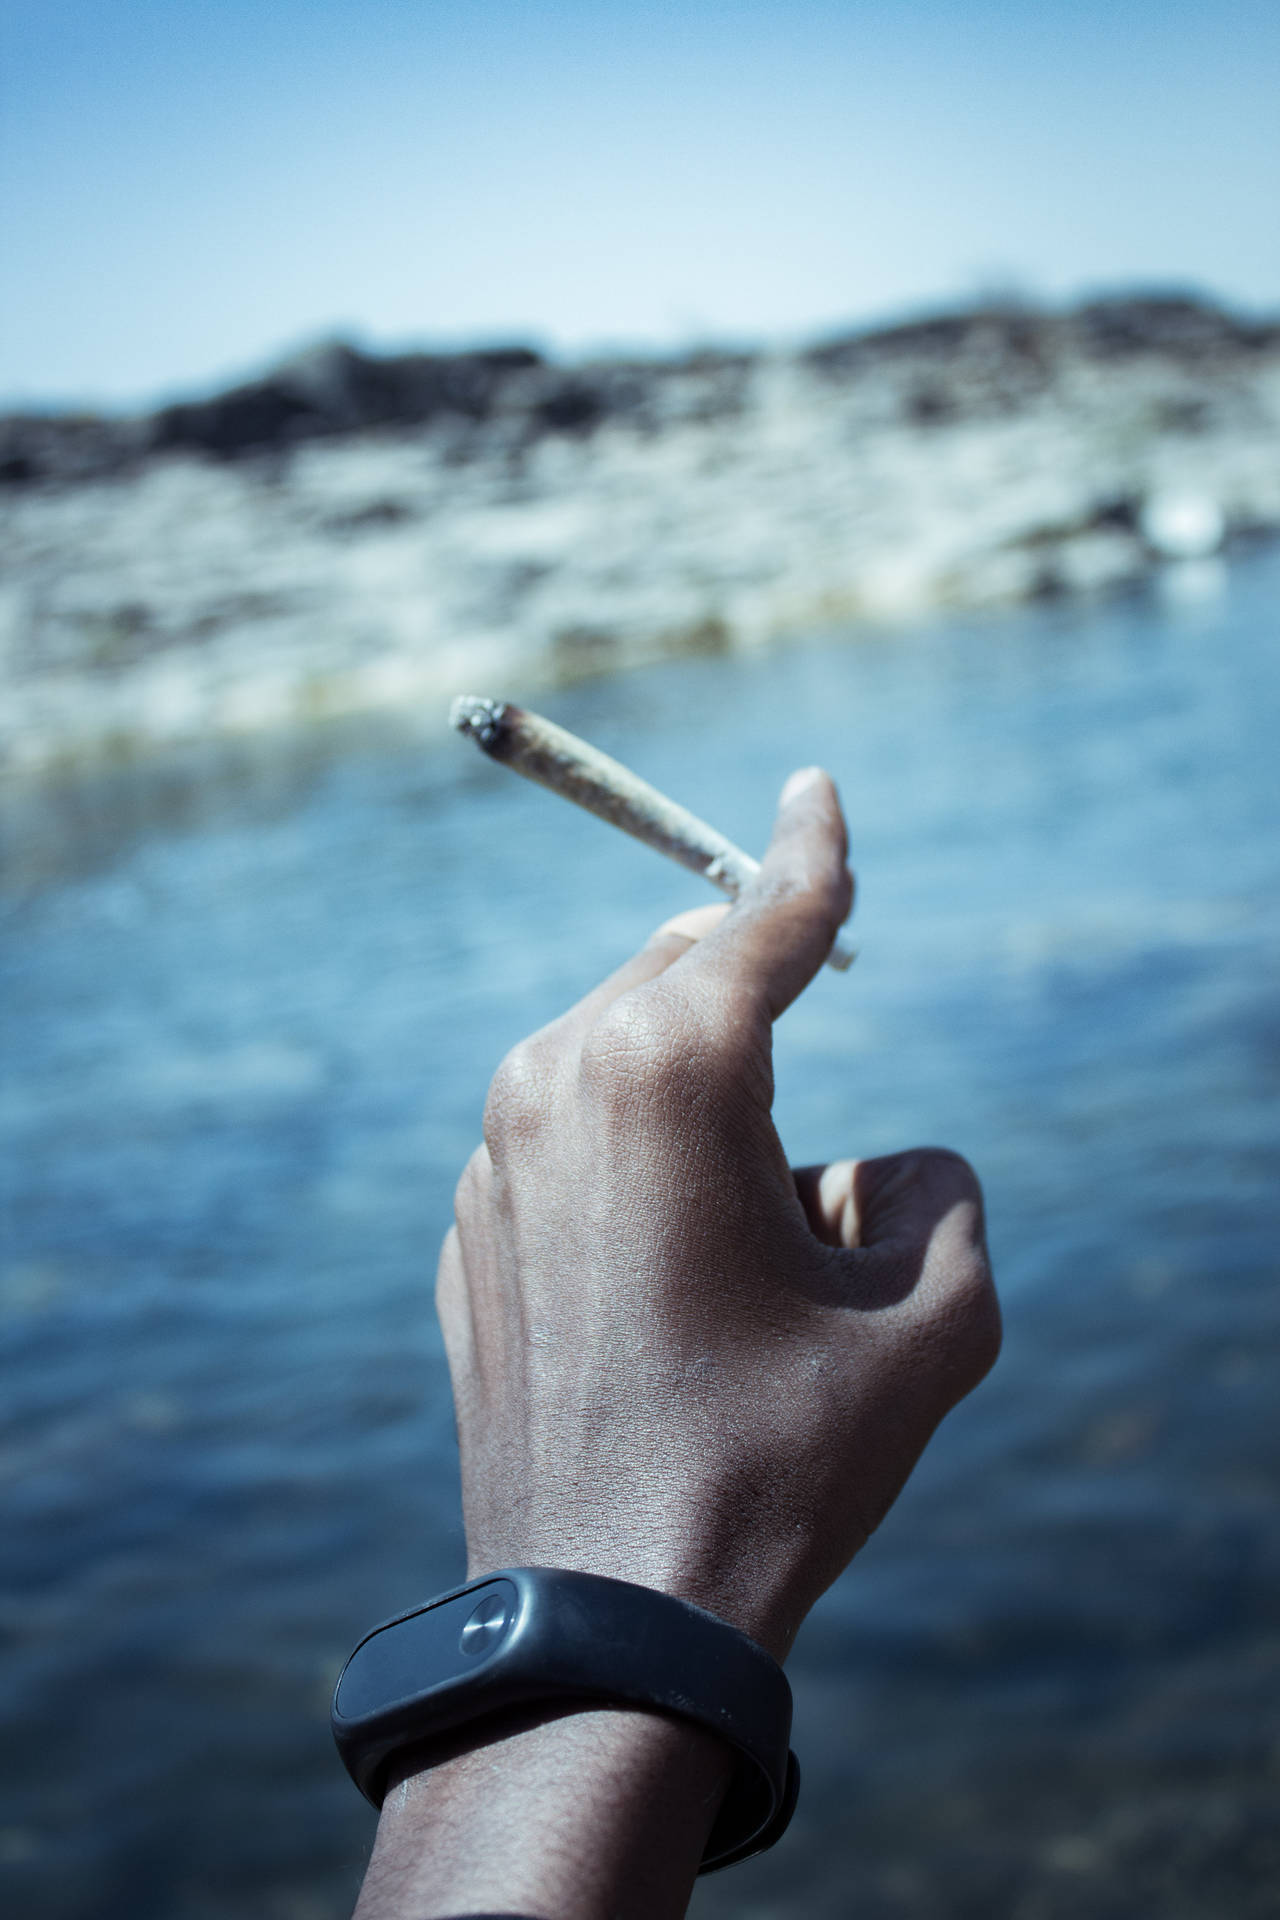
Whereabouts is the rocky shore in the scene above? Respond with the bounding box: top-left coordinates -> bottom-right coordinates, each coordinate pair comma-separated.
3,294 -> 1278,777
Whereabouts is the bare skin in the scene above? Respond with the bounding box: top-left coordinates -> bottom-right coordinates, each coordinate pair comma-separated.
354,767 -> 1001,1920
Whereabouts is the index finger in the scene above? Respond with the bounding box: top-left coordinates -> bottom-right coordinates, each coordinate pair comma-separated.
679,767 -> 854,1021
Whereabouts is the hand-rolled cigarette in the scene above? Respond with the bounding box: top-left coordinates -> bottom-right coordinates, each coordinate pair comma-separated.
450,695 -> 855,972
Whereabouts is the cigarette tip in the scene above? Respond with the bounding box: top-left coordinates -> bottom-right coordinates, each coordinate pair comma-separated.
450,694 -> 507,748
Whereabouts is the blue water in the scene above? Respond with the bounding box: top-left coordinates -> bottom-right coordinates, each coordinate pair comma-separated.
2,554 -> 1278,1918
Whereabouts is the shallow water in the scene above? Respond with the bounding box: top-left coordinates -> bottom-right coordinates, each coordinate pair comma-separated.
2,554 -> 1278,1918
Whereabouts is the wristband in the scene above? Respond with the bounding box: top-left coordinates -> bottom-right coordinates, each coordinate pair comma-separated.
331,1567 -> 800,1873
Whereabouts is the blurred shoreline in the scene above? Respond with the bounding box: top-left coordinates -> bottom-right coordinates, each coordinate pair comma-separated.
2,292 -> 1278,780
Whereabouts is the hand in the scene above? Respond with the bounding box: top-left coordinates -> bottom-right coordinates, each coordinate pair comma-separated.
437,767 -> 1001,1658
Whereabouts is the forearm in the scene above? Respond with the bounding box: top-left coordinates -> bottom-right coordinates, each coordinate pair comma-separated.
354,1706 -> 733,1920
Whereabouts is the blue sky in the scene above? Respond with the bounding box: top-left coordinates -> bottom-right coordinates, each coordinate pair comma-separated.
3,0 -> 1278,407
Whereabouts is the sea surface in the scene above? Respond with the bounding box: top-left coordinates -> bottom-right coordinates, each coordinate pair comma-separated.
2,552 -> 1278,1919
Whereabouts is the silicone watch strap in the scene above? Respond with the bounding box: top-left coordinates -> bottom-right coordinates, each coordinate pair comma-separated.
332,1567 -> 800,1873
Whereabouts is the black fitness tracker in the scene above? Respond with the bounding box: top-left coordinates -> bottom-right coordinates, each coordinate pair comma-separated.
331,1567 -> 800,1873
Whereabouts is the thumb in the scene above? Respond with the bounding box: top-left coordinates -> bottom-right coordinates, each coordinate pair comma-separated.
795,1148 -> 997,1324
846,1148 -> 989,1259
794,1150 -> 984,1250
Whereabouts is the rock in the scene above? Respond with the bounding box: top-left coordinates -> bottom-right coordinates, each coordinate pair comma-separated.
1,291 -> 1277,776
147,342 -> 546,458
1071,294 -> 1278,362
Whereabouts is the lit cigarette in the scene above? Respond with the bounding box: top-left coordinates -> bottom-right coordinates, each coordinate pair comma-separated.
450,695 -> 855,972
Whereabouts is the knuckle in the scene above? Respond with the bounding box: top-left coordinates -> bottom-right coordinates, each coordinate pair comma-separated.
434,1225 -> 469,1332
922,1212 -> 1001,1379
753,859 -> 849,933
750,867 -> 811,916
580,995 -> 677,1097
899,1146 -> 987,1222
452,1145 -> 490,1219
482,1040 -> 550,1151
879,1144 -> 998,1376
911,1144 -> 982,1191
434,1233 -> 459,1312
947,1238 -> 997,1319
580,987 -> 729,1113
931,1144 -> 981,1185
935,1263 -> 1002,1385
971,1283 -> 1004,1376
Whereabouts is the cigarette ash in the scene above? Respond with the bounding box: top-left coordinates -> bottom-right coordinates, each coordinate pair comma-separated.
449,694 -> 508,750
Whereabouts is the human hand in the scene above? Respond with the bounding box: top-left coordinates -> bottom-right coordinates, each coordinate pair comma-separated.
437,767 -> 1000,1659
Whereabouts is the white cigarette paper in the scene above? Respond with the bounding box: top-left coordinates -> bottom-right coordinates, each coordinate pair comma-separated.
449,695 -> 855,972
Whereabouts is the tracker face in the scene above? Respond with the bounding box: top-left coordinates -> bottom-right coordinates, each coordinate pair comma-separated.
333,1578 -> 519,1720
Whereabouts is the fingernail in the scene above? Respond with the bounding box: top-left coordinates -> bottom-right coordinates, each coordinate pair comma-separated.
780,766 -> 824,806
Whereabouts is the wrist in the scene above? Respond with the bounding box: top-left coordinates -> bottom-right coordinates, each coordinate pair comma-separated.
356,1706 -> 732,1920
464,1526 -> 817,1663
335,1568 -> 796,1855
